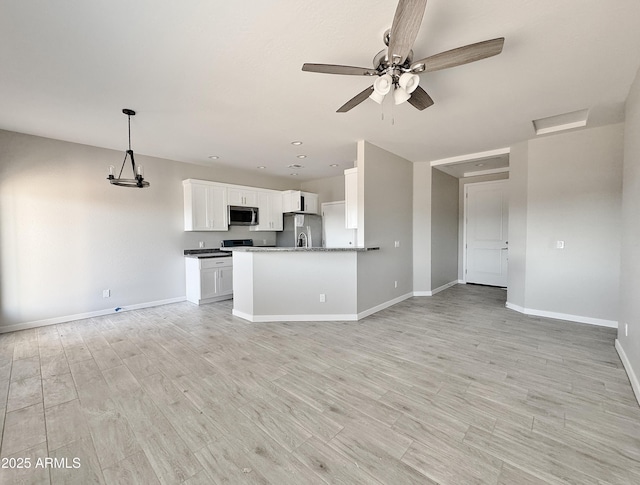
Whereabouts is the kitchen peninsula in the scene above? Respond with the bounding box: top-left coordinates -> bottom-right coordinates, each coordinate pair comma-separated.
227,246 -> 380,322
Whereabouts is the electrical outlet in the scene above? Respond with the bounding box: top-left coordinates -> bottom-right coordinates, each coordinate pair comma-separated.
319,293 -> 326,303
394,241 -> 400,248
199,241 -> 205,248
394,281 -> 398,288
556,240 -> 565,249
626,323 -> 629,337
103,289 -> 110,298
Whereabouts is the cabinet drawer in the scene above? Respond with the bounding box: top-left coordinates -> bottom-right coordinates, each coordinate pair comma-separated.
200,258 -> 232,269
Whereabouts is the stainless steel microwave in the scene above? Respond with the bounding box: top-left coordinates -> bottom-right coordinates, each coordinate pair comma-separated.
228,205 -> 259,226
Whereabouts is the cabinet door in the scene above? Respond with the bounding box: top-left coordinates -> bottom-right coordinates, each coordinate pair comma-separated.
250,191 -> 271,231
270,191 -> 283,230
228,188 -> 257,207
302,192 -> 319,214
191,184 -> 211,230
184,181 -> 228,231
209,185 -> 228,230
217,266 -> 233,296
200,268 -> 218,299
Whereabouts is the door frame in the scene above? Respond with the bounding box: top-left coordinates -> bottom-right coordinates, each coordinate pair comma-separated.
462,179 -> 509,285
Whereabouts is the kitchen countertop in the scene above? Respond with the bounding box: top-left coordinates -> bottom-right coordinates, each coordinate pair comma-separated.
183,249 -> 232,259
222,246 -> 379,253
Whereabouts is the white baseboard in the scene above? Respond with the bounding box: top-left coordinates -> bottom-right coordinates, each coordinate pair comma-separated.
458,279 -> 466,284
232,292 -> 413,323
414,281 -> 458,297
0,297 -> 187,334
357,292 -> 413,319
232,309 -> 358,323
615,339 -> 640,407
505,301 -> 618,328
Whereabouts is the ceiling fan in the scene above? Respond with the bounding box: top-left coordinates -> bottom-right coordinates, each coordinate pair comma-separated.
302,0 -> 505,113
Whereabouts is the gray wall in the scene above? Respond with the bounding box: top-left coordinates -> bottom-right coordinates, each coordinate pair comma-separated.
525,124 -> 622,321
457,172 -> 509,282
300,175 -> 345,206
412,162 -> 431,293
618,65 -> 640,385
0,129 -> 297,328
431,168 -> 459,289
507,124 -> 623,323
356,141 -> 413,312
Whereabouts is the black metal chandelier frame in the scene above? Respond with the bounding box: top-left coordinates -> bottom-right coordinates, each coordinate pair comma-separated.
108,108 -> 149,188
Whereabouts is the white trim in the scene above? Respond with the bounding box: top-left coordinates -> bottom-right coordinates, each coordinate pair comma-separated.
357,292 -> 413,319
431,280 -> 458,296
463,179 -> 509,287
236,292 -> 415,323
615,340 -> 640,407
232,309 -> 358,323
430,148 -> 510,167
413,291 -> 432,296
463,167 -> 510,178
505,302 -> 618,328
457,279 -> 466,284
0,297 -> 187,334
535,120 -> 587,136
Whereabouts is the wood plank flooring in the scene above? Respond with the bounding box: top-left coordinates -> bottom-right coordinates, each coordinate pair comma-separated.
1,284 -> 639,484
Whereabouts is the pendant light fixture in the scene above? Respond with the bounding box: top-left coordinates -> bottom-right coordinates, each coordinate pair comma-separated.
107,108 -> 149,188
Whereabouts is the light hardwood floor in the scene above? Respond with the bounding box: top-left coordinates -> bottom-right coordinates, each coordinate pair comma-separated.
1,284 -> 639,484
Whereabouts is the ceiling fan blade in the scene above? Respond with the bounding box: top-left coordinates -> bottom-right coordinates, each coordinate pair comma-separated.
337,86 -> 374,113
410,37 -> 505,73
302,63 -> 377,76
408,86 -> 434,110
387,0 -> 428,65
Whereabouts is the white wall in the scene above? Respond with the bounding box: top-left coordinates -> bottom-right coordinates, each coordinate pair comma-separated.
356,141 -> 413,312
431,168 -> 458,289
618,65 -> 640,398
0,130 -> 297,329
507,124 -> 623,325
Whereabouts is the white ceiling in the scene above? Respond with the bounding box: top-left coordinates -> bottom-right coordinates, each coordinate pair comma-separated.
1,0 -> 640,181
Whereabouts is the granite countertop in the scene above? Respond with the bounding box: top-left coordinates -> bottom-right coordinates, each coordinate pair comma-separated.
183,249 -> 232,259
221,246 -> 380,253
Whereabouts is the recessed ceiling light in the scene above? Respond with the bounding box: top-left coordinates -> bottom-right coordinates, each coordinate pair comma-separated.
291,141 -> 303,146
297,154 -> 307,159
290,173 -> 298,176
257,166 -> 266,169
475,163 -> 485,167
288,163 -> 304,169
329,164 -> 339,167
208,155 -> 219,160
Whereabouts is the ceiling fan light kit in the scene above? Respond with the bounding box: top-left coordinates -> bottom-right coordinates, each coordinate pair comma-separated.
107,109 -> 149,188
302,0 -> 505,113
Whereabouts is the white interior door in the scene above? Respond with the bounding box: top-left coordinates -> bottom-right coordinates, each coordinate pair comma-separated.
322,201 -> 356,248
465,180 -> 508,287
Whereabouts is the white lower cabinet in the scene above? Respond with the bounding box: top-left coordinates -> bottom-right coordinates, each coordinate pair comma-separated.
185,257 -> 233,304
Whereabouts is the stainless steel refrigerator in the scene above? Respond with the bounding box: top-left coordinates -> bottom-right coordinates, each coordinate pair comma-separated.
276,214 -> 323,248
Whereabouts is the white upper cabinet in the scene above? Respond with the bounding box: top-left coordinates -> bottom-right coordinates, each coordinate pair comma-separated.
344,168 -> 358,229
251,190 -> 283,232
228,187 -> 258,207
183,180 -> 228,231
282,190 -> 319,214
